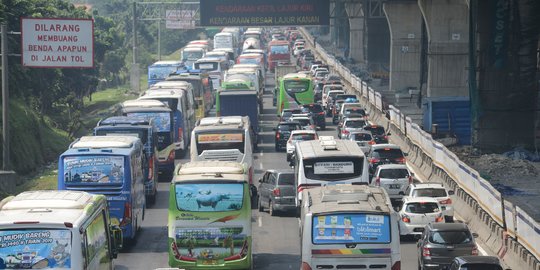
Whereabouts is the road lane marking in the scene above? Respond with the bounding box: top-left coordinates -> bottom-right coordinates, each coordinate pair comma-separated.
258,216 -> 263,227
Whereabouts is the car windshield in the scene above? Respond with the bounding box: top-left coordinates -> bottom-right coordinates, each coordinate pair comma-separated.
413,188 -> 447,197
405,202 -> 440,214
278,174 -> 295,185
345,120 -> 366,128
379,168 -> 409,179
429,231 -> 473,245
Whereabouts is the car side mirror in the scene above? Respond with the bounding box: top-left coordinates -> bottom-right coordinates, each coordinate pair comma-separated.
448,190 -> 455,196
258,178 -> 263,183
472,232 -> 479,238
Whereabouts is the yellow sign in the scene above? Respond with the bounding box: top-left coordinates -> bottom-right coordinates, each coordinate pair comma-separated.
198,133 -> 243,143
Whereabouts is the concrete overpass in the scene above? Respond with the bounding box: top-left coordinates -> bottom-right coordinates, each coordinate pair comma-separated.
321,0 -> 539,152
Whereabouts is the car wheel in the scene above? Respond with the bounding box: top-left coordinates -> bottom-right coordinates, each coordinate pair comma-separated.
258,197 -> 264,212
269,201 -> 276,216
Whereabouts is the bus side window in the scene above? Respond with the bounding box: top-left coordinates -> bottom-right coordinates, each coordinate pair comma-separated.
85,211 -> 110,264
181,95 -> 189,116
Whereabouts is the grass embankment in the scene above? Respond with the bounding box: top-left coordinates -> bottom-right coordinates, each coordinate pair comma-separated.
15,86 -> 137,193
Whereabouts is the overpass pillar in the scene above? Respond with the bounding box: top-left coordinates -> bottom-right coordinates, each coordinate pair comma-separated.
345,2 -> 366,64
418,0 -> 469,97
383,1 -> 422,93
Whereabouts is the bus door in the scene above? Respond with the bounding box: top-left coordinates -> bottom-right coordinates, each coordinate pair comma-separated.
168,181 -> 252,269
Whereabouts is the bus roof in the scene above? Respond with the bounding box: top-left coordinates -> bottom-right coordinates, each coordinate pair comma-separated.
304,185 -> 392,215
97,116 -> 153,127
122,99 -> 168,108
141,89 -> 187,99
0,190 -> 106,226
296,137 -> 365,159
149,60 -> 183,67
195,57 -> 225,63
151,80 -> 193,89
71,135 -> 140,149
195,116 -> 250,131
283,73 -> 310,80
173,161 -> 247,182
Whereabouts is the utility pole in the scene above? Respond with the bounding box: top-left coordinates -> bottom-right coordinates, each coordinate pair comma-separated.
131,2 -> 140,92
1,24 -> 9,170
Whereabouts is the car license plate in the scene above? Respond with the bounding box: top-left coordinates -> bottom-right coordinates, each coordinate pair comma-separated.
202,259 -> 218,265
389,184 -> 400,189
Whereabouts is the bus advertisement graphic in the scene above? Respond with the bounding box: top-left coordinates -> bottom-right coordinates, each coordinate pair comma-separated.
63,156 -> 124,184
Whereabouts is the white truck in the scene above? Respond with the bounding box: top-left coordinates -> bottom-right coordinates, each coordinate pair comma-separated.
273,64 -> 297,106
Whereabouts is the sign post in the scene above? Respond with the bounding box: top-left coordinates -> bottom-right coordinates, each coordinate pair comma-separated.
21,18 -> 94,68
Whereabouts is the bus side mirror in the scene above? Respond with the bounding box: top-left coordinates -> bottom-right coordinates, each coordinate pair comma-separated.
110,225 -> 123,258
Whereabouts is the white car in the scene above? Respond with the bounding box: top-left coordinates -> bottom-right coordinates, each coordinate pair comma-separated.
398,197 -> 444,236
293,45 -> 305,57
289,115 -> 315,131
286,130 -> 317,161
348,131 -> 374,154
403,183 -> 455,222
371,164 -> 412,201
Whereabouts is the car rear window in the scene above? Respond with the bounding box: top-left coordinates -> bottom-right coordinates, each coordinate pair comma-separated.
413,188 -> 447,197
295,119 -> 311,126
278,174 -> 295,185
291,133 -> 316,141
379,168 -> 409,179
373,148 -> 404,159
352,133 -> 372,141
345,120 -> 366,128
278,124 -> 299,131
345,108 -> 366,116
302,104 -> 323,113
429,231 -> 473,245
405,202 -> 440,214
365,126 -> 385,135
459,264 -> 502,270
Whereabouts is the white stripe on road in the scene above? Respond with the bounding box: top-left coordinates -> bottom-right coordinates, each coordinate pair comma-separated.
258,216 -> 263,227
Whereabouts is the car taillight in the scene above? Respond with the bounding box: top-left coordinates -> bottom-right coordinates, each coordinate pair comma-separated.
318,112 -> 325,115
375,177 -> 381,186
369,140 -> 376,145
396,157 -> 406,163
178,128 -> 183,141
301,262 -> 312,270
408,176 -> 413,184
435,215 -> 444,223
471,245 -> 478,255
273,188 -> 281,196
439,198 -> 452,204
342,130 -> 350,134
391,261 -> 401,270
148,156 -> 154,180
422,247 -> 431,258
370,158 -> 380,164
401,214 -> 410,223
276,133 -> 280,139
119,202 -> 132,227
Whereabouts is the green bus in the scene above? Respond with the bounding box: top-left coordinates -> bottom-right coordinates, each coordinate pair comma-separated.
168,161 -> 252,270
277,73 -> 314,115
216,74 -> 254,114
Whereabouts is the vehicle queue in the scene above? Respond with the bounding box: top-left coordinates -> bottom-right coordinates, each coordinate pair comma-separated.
0,26 -> 503,270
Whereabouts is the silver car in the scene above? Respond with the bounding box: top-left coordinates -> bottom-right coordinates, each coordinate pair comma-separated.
348,131 -> 375,154
338,118 -> 367,139
257,170 -> 296,216
372,164 -> 412,202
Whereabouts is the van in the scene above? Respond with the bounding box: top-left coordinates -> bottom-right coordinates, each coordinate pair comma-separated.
58,136 -> 146,243
0,190 -> 122,269
168,161 -> 252,269
94,116 -> 159,204
300,185 -> 401,270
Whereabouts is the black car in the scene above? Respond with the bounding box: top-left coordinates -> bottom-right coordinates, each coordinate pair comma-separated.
368,144 -> 407,175
449,256 -> 504,270
314,83 -> 324,102
274,121 -> 302,151
364,124 -> 389,144
301,103 -> 326,129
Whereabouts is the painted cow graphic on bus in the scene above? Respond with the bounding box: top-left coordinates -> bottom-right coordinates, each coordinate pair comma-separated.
196,194 -> 230,209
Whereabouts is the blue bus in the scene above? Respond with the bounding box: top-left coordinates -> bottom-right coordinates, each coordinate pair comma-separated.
94,116 -> 159,204
58,135 -> 146,243
121,99 -> 176,179
148,60 -> 185,87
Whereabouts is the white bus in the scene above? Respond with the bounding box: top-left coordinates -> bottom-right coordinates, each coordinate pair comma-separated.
293,136 -> 369,210
300,185 -> 401,270
0,190 -> 122,269
190,116 -> 255,186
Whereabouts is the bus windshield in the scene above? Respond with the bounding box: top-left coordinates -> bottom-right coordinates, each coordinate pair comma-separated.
195,131 -> 245,155
182,51 -> 204,60
62,156 -> 125,185
0,229 -> 72,269
149,66 -> 179,81
126,112 -> 171,132
270,45 -> 289,54
175,183 -> 244,212
312,213 -> 391,244
303,157 -> 364,181
238,58 -> 260,65
284,80 -> 310,94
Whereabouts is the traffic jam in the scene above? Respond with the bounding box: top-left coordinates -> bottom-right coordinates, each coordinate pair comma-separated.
0,26 -> 504,270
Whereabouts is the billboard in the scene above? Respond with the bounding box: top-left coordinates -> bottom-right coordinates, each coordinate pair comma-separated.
200,0 -> 330,27
166,10 -> 196,29
21,18 -> 94,68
